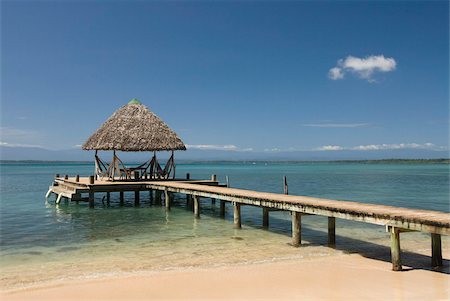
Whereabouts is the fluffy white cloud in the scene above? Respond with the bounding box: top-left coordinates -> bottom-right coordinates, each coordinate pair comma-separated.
328,67 -> 344,80
316,145 -> 344,151
329,55 -> 396,82
0,141 -> 44,148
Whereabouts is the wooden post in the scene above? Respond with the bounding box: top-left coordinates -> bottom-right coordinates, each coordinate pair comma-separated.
106,192 -> 110,204
149,189 -> 153,204
283,176 -> 288,195
55,174 -> 60,178
56,194 -> 62,204
292,212 -> 301,247
220,201 -> 225,217
119,191 -> 124,205
226,176 -> 230,188
64,174 -> 68,180
89,175 -> 94,184
194,195 -> 200,218
134,170 -> 139,180
75,175 -> 80,182
134,191 -> 140,206
156,190 -> 162,205
262,207 -> 269,228
389,227 -> 402,271
431,233 -> 443,267
89,191 -> 94,208
233,202 -> 241,229
328,217 -> 336,246
165,189 -> 171,210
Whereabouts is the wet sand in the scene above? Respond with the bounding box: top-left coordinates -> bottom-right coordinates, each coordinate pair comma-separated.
3,253 -> 449,301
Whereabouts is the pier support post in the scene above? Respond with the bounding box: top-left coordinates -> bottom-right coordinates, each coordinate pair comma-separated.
106,192 -> 110,204
292,212 -> 301,247
220,200 -> 225,217
328,217 -> 336,246
165,189 -> 171,211
119,191 -> 124,205
233,202 -> 241,229
56,194 -> 62,205
149,189 -> 153,204
262,207 -> 269,228
431,233 -> 443,267
89,191 -> 94,208
155,190 -> 162,205
134,191 -> 140,206
193,196 -> 200,218
389,227 -> 402,271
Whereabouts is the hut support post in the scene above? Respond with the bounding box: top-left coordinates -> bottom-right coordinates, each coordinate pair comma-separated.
165,189 -> 171,210
233,202 -> 241,229
431,233 -> 443,267
119,191 -> 124,205
262,207 -> 269,228
292,212 -> 301,247
134,191 -> 140,206
193,196 -> 200,218
220,200 -> 225,217
89,191 -> 94,208
106,192 -> 110,204
149,189 -> 153,204
389,226 -> 402,271
328,217 -> 336,246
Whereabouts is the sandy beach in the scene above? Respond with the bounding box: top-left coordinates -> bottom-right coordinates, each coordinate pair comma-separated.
3,252 -> 449,301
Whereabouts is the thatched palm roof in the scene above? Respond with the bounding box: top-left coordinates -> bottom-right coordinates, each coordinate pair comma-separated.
82,99 -> 186,152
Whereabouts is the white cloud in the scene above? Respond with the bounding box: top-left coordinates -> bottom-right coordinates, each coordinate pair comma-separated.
316,145 -> 344,151
315,142 -> 446,151
0,141 -> 44,148
186,144 -> 253,152
329,55 -> 396,82
328,67 -> 344,80
351,143 -> 442,151
304,123 -> 370,128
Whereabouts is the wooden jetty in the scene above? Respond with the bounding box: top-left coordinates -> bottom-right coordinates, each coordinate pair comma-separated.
46,174 -> 450,272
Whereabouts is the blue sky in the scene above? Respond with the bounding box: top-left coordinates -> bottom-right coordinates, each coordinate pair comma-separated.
1,0 -> 449,156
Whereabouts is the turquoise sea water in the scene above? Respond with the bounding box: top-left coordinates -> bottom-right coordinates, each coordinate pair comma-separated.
0,162 -> 449,290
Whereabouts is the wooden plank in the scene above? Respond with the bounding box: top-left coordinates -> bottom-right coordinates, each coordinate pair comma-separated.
146,182 -> 450,235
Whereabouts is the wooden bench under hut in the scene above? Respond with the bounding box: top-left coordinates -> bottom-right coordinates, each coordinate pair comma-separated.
82,98 -> 186,181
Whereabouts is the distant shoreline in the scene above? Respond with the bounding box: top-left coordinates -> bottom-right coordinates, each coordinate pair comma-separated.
1,158 -> 449,164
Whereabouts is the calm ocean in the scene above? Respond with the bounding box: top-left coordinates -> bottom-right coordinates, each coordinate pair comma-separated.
1,161 -> 449,290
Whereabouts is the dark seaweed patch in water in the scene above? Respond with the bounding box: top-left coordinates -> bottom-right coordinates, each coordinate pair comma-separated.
115,238 -> 123,242
23,251 -> 42,255
57,246 -> 79,252
231,237 -> 243,240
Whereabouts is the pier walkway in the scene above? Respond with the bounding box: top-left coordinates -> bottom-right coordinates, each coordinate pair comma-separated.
47,176 -> 449,271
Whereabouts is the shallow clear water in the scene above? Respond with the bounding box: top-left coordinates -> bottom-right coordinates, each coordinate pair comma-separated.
0,162 -> 449,289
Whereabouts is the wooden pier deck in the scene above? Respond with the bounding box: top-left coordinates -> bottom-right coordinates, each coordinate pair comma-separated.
47,176 -> 449,271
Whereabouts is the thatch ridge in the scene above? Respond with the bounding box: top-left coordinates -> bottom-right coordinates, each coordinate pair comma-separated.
82,103 -> 186,152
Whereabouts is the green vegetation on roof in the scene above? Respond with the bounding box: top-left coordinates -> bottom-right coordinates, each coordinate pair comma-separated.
128,98 -> 141,105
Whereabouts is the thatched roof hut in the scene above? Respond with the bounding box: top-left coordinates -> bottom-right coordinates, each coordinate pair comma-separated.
82,99 -> 186,152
